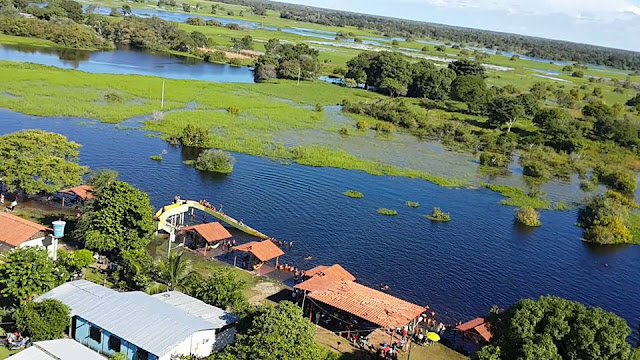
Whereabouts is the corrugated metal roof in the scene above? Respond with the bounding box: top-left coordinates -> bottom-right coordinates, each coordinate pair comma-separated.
182,222 -> 232,243
9,339 -> 105,360
152,291 -> 238,328
233,240 -> 284,262
37,281 -> 233,357
295,279 -> 424,328
0,212 -> 51,247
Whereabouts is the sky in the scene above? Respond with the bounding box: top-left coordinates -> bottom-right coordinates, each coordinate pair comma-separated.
279,0 -> 640,52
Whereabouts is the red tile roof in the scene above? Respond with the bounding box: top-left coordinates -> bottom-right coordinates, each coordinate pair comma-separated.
0,213 -> 51,247
455,317 -> 492,342
233,240 -> 284,262
295,278 -> 424,328
183,222 -> 232,243
60,185 -> 95,200
306,264 -> 356,282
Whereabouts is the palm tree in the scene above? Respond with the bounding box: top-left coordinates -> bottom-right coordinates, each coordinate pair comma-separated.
158,251 -> 190,291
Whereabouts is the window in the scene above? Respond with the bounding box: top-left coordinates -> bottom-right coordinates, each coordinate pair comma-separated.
89,326 -> 102,344
136,348 -> 149,360
108,335 -> 121,352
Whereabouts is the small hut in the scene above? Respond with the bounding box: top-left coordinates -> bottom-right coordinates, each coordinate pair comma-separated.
455,317 -> 492,344
232,240 -> 284,271
181,222 -> 232,251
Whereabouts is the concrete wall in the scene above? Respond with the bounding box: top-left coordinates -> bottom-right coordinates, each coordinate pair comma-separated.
74,316 -> 158,360
159,329 -> 217,360
19,235 -> 57,259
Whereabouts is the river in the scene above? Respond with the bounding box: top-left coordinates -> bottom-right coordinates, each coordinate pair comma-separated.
0,44 -> 255,83
1,108 -> 639,342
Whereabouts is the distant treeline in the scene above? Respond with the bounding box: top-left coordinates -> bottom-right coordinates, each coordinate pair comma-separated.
216,0 -> 640,70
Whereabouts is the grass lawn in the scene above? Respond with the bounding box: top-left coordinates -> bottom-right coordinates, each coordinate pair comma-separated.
0,348 -> 19,360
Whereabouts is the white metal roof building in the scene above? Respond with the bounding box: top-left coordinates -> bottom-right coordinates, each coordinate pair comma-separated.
8,339 -> 105,360
37,280 -> 237,360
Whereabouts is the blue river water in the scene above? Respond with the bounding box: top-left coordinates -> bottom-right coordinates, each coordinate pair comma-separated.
0,45 -> 255,83
0,108 -> 638,342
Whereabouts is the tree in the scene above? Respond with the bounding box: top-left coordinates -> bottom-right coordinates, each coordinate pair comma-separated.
214,302 -> 320,360
0,248 -> 62,305
87,169 -> 118,195
232,35 -> 254,51
488,296 -> 635,359
14,299 -> 70,341
184,270 -> 247,311
0,130 -> 87,195
409,60 -> 456,100
450,75 -> 489,114
182,3 -> 190,12
533,109 -> 583,152
179,124 -> 209,147
115,247 -> 154,290
121,4 -> 131,15
448,59 -> 485,77
487,96 -> 525,133
57,249 -> 94,273
193,150 -> 235,174
514,206 -> 541,227
75,181 -> 155,255
379,77 -> 408,97
157,251 -> 190,290
578,192 -> 633,244
626,93 -> 640,107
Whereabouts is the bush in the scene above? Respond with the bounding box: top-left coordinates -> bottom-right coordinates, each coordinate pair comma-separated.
14,299 -> 70,341
572,71 -> 584,78
522,160 -> 551,179
179,124 -> 209,147
315,103 -> 323,112
595,166 -> 637,193
228,106 -> 240,115
479,152 -> 509,167
515,206 -> 541,226
150,155 -> 162,161
204,50 -> 226,63
229,58 -> 243,66
578,194 -> 633,244
186,17 -> 205,26
374,122 -> 394,134
405,201 -> 419,208
194,150 -> 235,174
425,207 -> 450,222
338,127 -> 350,136
104,92 -> 123,103
356,119 -> 368,130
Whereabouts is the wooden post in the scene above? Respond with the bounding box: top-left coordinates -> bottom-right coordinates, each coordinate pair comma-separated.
161,80 -> 165,109
275,256 -> 279,267
233,255 -> 237,267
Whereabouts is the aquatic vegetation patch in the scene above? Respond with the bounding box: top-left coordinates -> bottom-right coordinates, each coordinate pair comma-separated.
425,207 -> 450,222
377,208 -> 398,216
514,206 -> 541,227
405,201 -> 419,208
343,190 -> 363,198
483,183 -> 550,209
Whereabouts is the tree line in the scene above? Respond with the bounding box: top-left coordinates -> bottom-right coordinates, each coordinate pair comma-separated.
215,0 -> 640,70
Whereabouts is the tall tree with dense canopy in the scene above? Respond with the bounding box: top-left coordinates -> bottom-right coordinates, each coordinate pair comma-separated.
14,299 -> 70,341
183,270 -> 247,311
451,75 -> 490,114
481,296 -> 637,360
0,247 -> 62,305
448,59 -> 485,77
76,181 -> 155,254
0,130 -> 87,194
157,251 -> 191,291
211,302 -> 328,360
409,60 -> 457,100
487,96 -> 526,133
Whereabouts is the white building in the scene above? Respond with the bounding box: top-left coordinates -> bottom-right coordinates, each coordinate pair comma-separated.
37,280 -> 238,360
8,339 -> 106,360
0,212 -> 58,259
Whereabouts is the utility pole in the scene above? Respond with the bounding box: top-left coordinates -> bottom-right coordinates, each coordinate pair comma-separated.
161,80 -> 165,109
297,67 -> 301,86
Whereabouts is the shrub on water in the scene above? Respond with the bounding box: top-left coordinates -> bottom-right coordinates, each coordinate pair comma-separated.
515,206 -> 541,227
479,152 -> 509,167
374,122 -> 394,134
595,165 -> 637,193
377,208 -> 398,216
179,124 -> 209,147
204,51 -> 227,63
343,190 -> 363,198
356,119 -> 368,130
150,155 -> 162,161
405,201 -> 419,208
315,103 -> 323,112
194,149 -> 235,174
425,207 -> 450,222
229,58 -> 243,66
522,160 -> 551,179
338,127 -> 350,136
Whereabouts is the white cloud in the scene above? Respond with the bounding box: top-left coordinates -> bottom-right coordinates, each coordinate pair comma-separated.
419,0 -> 640,20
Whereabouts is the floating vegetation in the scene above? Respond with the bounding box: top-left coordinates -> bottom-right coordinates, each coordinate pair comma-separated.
191,149 -> 235,174
425,207 -> 450,222
514,206 -> 541,227
405,201 -> 419,208
150,155 -> 163,161
378,208 -> 398,216
343,190 -> 363,198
